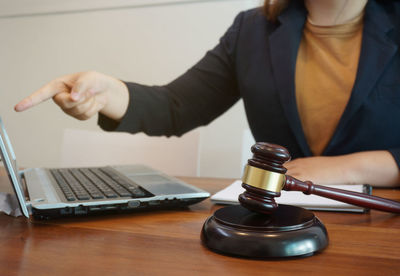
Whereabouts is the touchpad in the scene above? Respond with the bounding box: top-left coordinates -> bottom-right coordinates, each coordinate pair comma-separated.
140,183 -> 198,195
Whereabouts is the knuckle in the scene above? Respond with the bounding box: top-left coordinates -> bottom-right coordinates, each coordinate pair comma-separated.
72,104 -> 87,115
76,115 -> 88,121
51,79 -> 67,90
83,70 -> 98,79
72,97 -> 94,115
63,107 -> 87,120
76,112 -> 92,121
63,108 -> 76,117
88,70 -> 98,75
50,78 -> 61,86
52,94 -> 63,105
53,94 -> 69,108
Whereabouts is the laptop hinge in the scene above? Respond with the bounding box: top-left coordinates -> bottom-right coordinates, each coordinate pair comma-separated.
18,169 -> 31,201
25,201 -> 33,215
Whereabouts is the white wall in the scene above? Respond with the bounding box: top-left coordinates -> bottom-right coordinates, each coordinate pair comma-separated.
0,0 -> 261,178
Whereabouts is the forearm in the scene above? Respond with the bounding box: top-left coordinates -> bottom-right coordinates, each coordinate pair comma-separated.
343,151 -> 400,187
285,150 -> 400,187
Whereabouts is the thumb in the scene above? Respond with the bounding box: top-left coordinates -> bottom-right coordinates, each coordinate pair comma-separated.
70,80 -> 89,102
69,72 -> 103,101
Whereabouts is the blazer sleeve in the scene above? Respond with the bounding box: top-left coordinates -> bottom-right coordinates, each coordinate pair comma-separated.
388,148 -> 400,169
98,12 -> 244,137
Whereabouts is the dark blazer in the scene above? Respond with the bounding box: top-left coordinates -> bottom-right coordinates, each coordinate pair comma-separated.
99,0 -> 400,167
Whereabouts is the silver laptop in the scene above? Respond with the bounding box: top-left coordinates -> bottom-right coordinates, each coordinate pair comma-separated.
0,116 -> 209,219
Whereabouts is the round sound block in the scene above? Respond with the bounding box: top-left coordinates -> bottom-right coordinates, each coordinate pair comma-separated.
201,204 -> 328,258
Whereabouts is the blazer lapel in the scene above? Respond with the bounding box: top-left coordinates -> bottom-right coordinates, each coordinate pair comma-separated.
268,4 -> 310,156
325,0 -> 398,154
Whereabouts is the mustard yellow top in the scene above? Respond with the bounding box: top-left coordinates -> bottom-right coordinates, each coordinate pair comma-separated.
295,13 -> 364,156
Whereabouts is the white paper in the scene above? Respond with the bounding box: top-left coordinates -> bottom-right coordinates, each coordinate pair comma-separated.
0,192 -> 22,217
211,180 -> 369,212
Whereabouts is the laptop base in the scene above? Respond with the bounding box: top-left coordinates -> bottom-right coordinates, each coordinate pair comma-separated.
32,197 -> 206,220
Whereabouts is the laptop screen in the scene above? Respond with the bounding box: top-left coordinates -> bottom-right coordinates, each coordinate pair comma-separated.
0,117 -> 29,217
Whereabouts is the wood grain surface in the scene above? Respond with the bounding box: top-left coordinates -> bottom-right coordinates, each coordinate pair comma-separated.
0,172 -> 399,276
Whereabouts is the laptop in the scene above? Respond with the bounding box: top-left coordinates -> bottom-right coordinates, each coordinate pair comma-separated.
0,116 -> 209,219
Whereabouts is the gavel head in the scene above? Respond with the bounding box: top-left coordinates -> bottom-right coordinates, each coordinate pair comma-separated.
238,142 -> 291,214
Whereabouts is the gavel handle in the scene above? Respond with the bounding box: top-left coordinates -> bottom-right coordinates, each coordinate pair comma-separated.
284,175 -> 400,213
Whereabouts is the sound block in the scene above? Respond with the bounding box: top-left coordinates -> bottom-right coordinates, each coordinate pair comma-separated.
201,204 -> 328,258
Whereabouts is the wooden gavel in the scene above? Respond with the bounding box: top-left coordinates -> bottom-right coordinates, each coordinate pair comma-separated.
239,142 -> 400,214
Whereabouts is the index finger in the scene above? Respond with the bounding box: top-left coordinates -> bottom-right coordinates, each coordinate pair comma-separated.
14,73 -> 79,112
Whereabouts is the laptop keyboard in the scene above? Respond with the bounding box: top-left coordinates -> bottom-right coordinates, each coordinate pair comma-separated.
50,167 -> 151,201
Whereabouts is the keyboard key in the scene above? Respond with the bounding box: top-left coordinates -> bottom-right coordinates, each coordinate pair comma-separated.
76,194 -> 90,200
128,187 -> 146,197
90,193 -> 104,199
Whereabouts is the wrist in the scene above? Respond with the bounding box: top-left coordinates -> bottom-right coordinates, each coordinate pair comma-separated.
101,77 -> 129,121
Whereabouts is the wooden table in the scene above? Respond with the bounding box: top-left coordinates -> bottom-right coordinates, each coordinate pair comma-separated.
0,171 -> 399,276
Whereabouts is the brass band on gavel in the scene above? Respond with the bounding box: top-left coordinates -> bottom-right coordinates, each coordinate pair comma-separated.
241,165 -> 286,193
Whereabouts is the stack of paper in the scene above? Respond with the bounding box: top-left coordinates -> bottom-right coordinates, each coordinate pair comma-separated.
211,180 -> 371,213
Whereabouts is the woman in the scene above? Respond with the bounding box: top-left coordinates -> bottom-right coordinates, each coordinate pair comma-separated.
14,0 -> 400,187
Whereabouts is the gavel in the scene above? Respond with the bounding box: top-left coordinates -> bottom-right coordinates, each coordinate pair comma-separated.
239,142 -> 400,214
